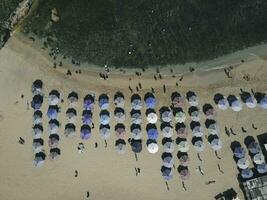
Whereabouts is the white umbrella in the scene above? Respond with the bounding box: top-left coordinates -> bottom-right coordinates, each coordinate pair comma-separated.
194,140 -> 205,152
253,153 -> 265,165
32,143 -> 44,153
190,111 -> 201,122
174,111 -> 186,123
147,142 -> 159,154
33,157 -> 45,168
218,98 -> 229,110
163,142 -> 175,153
147,112 -> 158,124
192,126 -> 204,137
131,113 -> 142,124
49,95 -> 59,106
163,156 -> 174,168
100,127 -> 111,139
48,123 -> 59,134
210,138 -> 222,151
114,112 -> 125,123
131,99 -> 142,110
237,158 -> 249,169
231,100 -> 243,112
162,126 -> 173,138
131,128 -> 142,140
177,141 -> 189,152
161,111 -> 172,123
116,143 -> 126,154
208,123 -> 219,135
114,97 -> 125,108
246,96 -> 257,108
188,95 -> 198,106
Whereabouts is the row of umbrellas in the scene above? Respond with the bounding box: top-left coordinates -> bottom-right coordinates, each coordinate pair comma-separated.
32,80 -> 46,167
47,90 -> 61,160
214,91 -> 267,111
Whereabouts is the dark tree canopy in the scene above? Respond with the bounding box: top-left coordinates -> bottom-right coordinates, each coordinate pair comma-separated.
21,0 -> 267,67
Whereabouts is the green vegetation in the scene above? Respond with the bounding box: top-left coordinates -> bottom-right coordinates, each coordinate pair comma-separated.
21,0 -> 267,67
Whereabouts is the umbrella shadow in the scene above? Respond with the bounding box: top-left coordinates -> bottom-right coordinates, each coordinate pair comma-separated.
244,136 -> 255,148
205,119 -> 216,128
213,93 -> 224,104
161,137 -> 173,145
202,104 -> 214,114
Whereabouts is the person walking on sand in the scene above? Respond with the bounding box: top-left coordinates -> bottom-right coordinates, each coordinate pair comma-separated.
86,191 -> 90,198
217,164 -> 224,174
225,127 -> 230,137
74,170 -> 78,177
163,84 -> 166,93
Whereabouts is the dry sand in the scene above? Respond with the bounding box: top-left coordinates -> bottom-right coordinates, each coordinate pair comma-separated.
0,35 -> 267,200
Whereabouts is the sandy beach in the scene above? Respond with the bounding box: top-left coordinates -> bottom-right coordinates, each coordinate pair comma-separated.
0,35 -> 267,200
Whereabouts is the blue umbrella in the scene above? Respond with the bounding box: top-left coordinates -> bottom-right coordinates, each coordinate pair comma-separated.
82,110 -> 92,124
248,142 -> 261,154
99,94 -> 109,109
260,97 -> 267,109
130,139 -> 142,153
145,97 -> 156,109
257,163 -> 267,174
84,94 -> 94,110
31,94 -> 43,110
80,125 -> 91,140
234,147 -> 246,159
147,128 -> 159,140
47,105 -> 59,119
241,168 -> 254,179
161,166 -> 173,181
100,110 -> 110,125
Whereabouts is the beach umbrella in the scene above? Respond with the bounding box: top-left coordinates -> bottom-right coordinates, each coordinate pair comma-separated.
32,138 -> 44,153
186,91 -> 198,106
228,95 -> 243,112
161,166 -> 173,181
237,158 -> 250,169
188,106 -> 201,122
82,110 -> 93,124
47,105 -> 59,119
241,168 -> 254,179
80,124 -> 91,140
147,140 -> 159,154
48,90 -> 60,105
214,93 -> 229,110
99,94 -> 109,109
260,96 -> 267,109
210,138 -> 222,151
115,139 -> 126,154
32,124 -> 43,139
240,92 -> 257,108
130,139 -> 142,154
203,104 -> 216,119
100,110 -> 110,125
64,123 -> 76,137
131,94 -> 142,110
179,168 -> 190,181
68,91 -> 78,106
177,140 -> 189,152
171,92 -> 184,108
49,148 -> 61,161
161,122 -> 173,138
176,123 -> 188,138
114,91 -> 125,108
193,139 -> 205,152
84,94 -> 95,110
163,141 -> 175,153
130,109 -> 142,124
33,110 -> 42,125
48,134 -> 59,148
160,106 -> 172,122
48,119 -> 60,134
33,154 -> 45,168
146,108 -> 158,124
173,107 -> 186,123
114,107 -> 125,123
66,108 -> 77,123
99,124 -> 111,139
253,153 -> 265,165
208,123 -> 219,135
248,142 -> 261,154
31,94 -> 43,110
257,163 -> 267,174
163,154 -> 174,168
32,79 -> 43,94
131,124 -> 142,140
144,92 -> 157,109
146,124 -> 159,140
192,126 -> 204,137
179,154 -> 190,166
234,147 -> 246,159
115,123 -> 126,139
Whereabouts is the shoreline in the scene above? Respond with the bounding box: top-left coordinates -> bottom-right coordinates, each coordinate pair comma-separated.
14,32 -> 267,76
